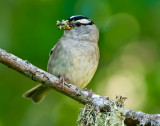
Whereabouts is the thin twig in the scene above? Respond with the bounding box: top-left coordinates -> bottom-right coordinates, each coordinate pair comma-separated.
0,48 -> 159,126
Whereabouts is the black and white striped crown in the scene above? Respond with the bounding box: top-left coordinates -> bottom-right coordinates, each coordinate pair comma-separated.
68,15 -> 94,25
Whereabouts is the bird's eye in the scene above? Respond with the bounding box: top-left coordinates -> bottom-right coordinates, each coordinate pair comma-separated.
75,22 -> 81,27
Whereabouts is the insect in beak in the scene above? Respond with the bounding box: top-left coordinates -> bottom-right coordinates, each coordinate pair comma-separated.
57,20 -> 73,30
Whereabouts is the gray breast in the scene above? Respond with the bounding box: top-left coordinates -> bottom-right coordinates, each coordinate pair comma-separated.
47,38 -> 99,88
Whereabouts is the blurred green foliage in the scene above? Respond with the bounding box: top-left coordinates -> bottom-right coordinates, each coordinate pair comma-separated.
0,0 -> 160,126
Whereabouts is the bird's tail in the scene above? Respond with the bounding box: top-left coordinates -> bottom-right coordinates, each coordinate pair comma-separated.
23,84 -> 52,103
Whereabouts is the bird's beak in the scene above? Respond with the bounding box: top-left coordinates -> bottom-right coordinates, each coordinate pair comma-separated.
56,20 -> 73,30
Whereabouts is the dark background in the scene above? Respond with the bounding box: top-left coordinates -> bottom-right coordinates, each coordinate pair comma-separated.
0,0 -> 160,126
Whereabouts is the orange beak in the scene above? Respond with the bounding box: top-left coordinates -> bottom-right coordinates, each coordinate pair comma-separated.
56,20 -> 73,30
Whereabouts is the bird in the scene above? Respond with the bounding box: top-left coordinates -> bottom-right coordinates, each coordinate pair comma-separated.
23,15 -> 99,103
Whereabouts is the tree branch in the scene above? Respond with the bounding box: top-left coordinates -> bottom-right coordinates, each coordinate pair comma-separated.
0,48 -> 159,126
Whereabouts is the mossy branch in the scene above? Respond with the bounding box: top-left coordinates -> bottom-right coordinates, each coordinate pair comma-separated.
0,48 -> 160,126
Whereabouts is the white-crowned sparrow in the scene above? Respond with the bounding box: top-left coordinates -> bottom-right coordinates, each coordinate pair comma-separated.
23,15 -> 99,103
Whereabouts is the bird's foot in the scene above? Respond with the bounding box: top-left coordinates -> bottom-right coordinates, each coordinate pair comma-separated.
84,88 -> 95,96
59,76 -> 70,90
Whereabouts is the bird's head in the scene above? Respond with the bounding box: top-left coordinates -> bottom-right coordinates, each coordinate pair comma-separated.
57,15 -> 99,42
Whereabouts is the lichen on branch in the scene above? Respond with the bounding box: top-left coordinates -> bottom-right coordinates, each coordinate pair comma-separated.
78,103 -> 125,126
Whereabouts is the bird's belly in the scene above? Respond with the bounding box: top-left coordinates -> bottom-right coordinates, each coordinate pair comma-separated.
49,49 -> 98,88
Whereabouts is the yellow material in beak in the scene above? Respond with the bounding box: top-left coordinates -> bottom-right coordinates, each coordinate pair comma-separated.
56,20 -> 73,30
